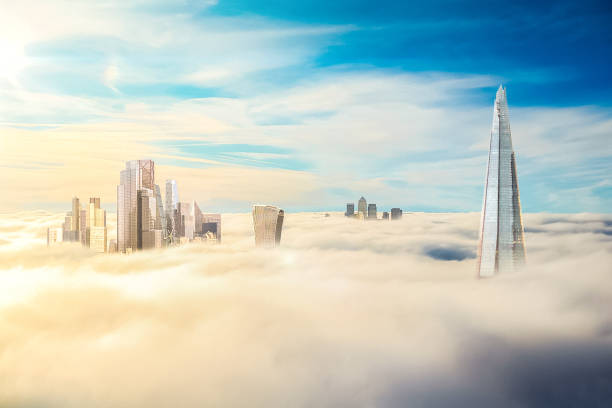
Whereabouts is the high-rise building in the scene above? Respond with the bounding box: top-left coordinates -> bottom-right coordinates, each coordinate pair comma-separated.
137,188 -> 161,250
47,227 -> 63,246
200,213 -> 222,243
391,208 -> 402,220
62,212 -> 78,241
382,211 -> 389,220
358,197 -> 367,218
368,203 -> 377,219
79,209 -> 87,245
165,180 -> 179,244
86,197 -> 107,253
117,160 -> 155,253
71,197 -> 80,232
253,205 -> 284,248
345,203 -> 355,217
177,201 -> 195,240
477,86 -> 526,277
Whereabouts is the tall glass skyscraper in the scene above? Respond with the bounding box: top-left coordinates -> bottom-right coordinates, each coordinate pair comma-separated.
358,197 -> 367,218
477,86 -> 526,277
117,160 -> 155,253
253,205 -> 284,248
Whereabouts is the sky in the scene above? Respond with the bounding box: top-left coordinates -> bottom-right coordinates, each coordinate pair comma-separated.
1,210 -> 611,406
1,0 -> 611,213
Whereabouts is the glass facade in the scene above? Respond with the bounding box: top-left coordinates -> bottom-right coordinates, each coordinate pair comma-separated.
117,160 -> 155,253
253,205 -> 284,248
477,86 -> 526,277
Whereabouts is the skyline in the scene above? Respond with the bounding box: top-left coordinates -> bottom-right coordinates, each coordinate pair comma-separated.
1,1 -> 611,214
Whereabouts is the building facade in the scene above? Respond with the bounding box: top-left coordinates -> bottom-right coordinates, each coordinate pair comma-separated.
200,213 -> 222,243
477,86 -> 526,277
391,208 -> 403,220
253,205 -> 284,248
117,160 -> 155,253
358,197 -> 367,218
345,203 -> 355,217
368,203 -> 377,219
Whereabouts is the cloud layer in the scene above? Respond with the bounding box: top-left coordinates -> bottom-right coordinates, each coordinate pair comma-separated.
1,211 -> 611,407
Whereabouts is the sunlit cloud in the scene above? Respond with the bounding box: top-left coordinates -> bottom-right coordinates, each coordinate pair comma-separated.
0,211 -> 611,406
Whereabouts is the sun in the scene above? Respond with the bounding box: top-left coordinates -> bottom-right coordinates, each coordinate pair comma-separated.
0,40 -> 29,84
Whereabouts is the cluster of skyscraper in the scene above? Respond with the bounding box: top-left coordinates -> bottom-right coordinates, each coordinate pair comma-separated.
47,197 -> 108,252
117,160 -> 221,253
47,159 -> 222,253
345,197 -> 403,220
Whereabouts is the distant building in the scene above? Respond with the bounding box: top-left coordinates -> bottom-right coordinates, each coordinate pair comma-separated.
382,211 -> 389,220
137,188 -> 162,249
117,159 -> 155,253
391,208 -> 403,220
358,197 -> 367,218
71,197 -> 80,234
47,227 -> 63,246
200,213 -> 221,243
345,203 -> 355,217
253,205 -> 284,248
87,197 -> 107,252
368,203 -> 377,219
477,86 -> 525,277
165,179 -> 179,244
62,212 -> 78,241
108,239 -> 118,253
80,209 -> 87,246
178,201 -> 195,240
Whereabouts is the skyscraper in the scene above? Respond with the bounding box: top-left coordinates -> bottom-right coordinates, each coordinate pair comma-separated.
382,211 -> 389,220
345,203 -> 355,217
391,208 -> 402,220
117,160 -> 155,253
137,188 -> 160,249
165,180 -> 179,243
71,197 -> 80,234
477,86 -> 526,278
253,205 -> 284,248
368,203 -> 377,219
87,197 -> 107,253
358,197 -> 367,218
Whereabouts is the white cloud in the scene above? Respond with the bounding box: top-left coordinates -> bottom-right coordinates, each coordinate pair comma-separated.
0,211 -> 611,406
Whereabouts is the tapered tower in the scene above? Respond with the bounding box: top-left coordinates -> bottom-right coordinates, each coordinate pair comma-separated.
477,86 -> 525,277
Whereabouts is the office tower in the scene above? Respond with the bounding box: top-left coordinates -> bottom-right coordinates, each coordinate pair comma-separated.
358,196 -> 367,218
382,211 -> 389,220
71,197 -> 80,234
87,197 -> 107,253
368,203 -> 377,219
253,205 -> 284,248
201,213 -> 222,243
154,184 -> 165,233
193,200 -> 202,235
165,180 -> 179,213
62,212 -> 77,241
47,227 -> 63,246
117,160 -> 155,253
165,180 -> 179,244
477,86 -> 526,277
177,201 -> 195,241
345,203 -> 355,217
80,209 -> 87,246
137,188 -> 161,249
391,208 -> 403,220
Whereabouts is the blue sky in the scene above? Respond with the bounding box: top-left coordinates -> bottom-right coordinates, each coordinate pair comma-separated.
0,0 -> 611,213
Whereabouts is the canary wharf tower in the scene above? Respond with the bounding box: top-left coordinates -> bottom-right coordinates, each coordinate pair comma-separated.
477,86 -> 525,277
